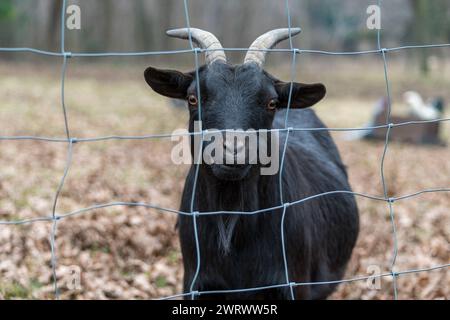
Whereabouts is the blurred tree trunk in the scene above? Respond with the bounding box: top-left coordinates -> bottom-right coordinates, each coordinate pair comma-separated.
47,0 -> 62,51
410,0 -> 450,75
135,0 -> 151,51
103,1 -> 113,51
410,0 -> 431,74
159,0 -> 174,41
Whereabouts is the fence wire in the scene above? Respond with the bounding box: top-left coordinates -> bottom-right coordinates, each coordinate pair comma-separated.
0,0 -> 449,300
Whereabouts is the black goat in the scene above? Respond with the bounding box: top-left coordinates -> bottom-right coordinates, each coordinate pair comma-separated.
144,28 -> 359,300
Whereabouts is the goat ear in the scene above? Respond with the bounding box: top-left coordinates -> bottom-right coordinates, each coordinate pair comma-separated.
144,66 -> 193,100
275,82 -> 326,109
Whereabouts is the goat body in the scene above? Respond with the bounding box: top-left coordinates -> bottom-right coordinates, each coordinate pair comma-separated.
179,109 -> 359,300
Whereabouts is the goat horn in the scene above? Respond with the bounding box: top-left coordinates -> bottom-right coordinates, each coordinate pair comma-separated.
244,28 -> 301,67
166,28 -> 227,65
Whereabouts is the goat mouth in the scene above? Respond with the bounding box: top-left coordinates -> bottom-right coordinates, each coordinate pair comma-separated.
210,164 -> 252,181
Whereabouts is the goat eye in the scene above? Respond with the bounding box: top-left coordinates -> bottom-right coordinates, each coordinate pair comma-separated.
267,99 -> 278,111
188,95 -> 198,106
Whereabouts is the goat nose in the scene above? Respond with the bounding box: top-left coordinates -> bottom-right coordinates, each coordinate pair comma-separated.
224,139 -> 245,155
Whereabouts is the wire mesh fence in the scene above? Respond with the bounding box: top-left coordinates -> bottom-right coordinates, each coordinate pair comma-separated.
0,0 -> 449,300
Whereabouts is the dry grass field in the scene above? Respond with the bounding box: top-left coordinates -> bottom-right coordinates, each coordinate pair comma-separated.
0,54 -> 448,299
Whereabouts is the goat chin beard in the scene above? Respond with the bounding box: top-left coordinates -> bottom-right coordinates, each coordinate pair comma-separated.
217,215 -> 240,255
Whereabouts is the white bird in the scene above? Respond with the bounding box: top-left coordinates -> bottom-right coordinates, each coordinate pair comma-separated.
403,91 -> 440,120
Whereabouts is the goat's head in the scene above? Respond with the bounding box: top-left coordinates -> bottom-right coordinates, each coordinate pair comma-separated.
144,28 -> 326,181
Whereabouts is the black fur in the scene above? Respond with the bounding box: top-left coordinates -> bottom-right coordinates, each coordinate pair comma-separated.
144,61 -> 359,300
